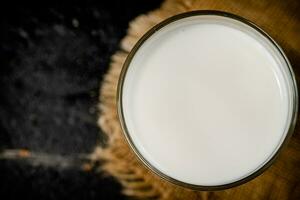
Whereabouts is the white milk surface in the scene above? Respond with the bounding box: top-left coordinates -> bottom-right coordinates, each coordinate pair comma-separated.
121,15 -> 291,186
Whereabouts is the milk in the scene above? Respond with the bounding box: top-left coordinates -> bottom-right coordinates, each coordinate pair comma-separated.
121,15 -> 294,186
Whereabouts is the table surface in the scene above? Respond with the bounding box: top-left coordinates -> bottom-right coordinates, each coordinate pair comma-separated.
0,0 -> 161,199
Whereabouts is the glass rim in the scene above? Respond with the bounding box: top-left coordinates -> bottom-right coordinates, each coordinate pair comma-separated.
116,10 -> 298,191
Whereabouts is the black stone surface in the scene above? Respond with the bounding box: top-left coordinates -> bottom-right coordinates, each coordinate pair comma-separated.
0,0 -> 161,199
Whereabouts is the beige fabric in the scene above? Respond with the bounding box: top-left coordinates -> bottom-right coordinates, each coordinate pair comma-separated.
95,0 -> 300,199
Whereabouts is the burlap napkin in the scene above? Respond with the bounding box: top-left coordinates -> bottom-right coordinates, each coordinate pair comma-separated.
95,0 -> 300,199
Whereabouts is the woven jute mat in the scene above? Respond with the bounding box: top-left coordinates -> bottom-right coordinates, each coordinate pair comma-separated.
94,0 -> 300,199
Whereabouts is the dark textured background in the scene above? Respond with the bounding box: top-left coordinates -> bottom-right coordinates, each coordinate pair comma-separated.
0,1 -> 161,199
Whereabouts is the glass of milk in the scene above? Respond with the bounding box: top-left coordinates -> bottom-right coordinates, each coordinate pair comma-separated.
117,11 -> 298,190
